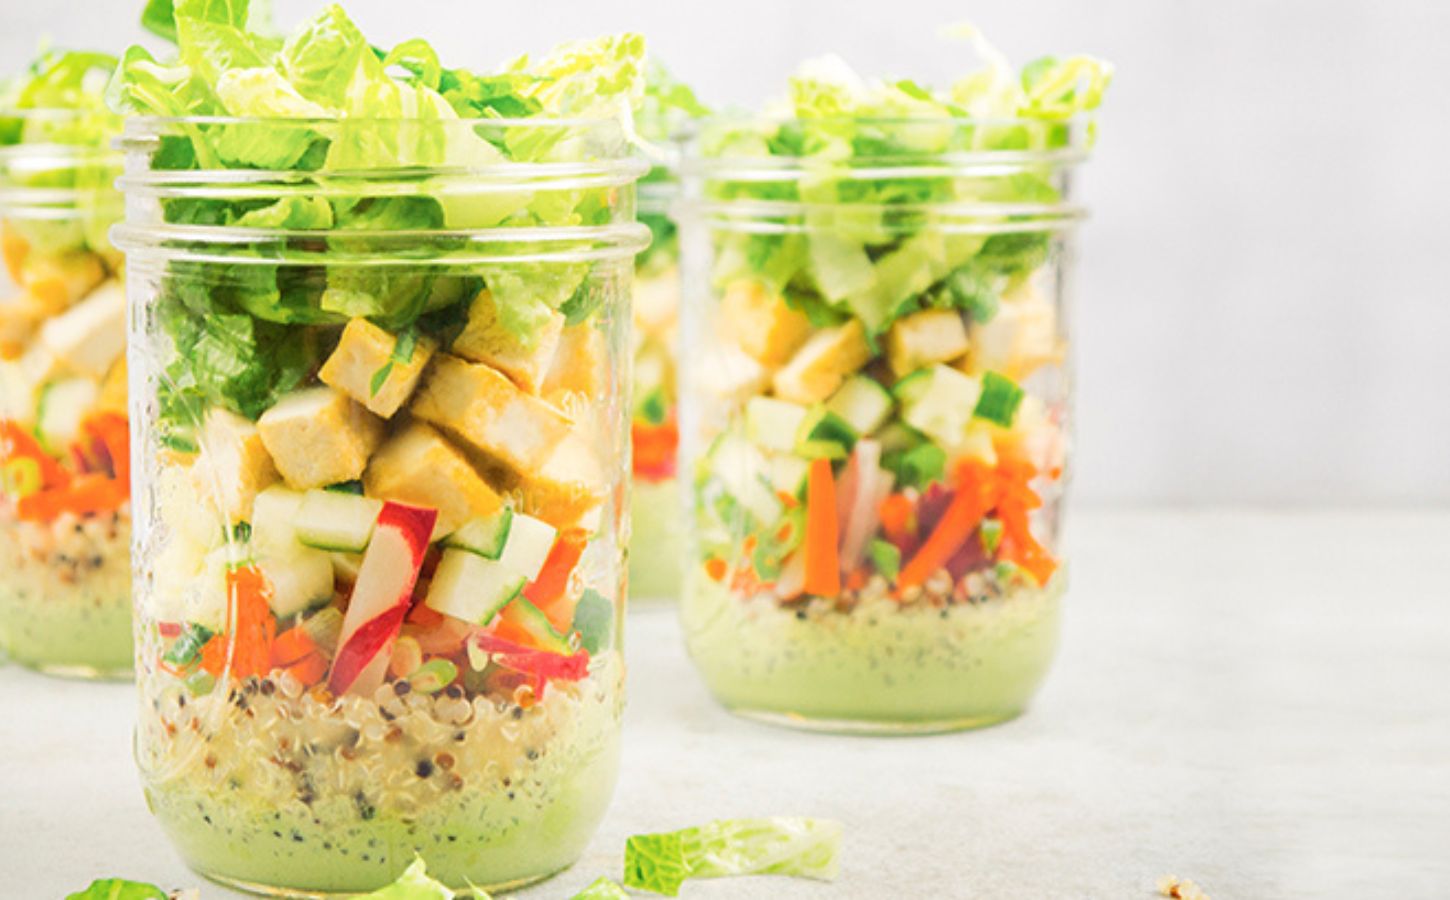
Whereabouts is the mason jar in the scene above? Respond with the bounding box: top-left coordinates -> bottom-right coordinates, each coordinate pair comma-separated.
0,107 -> 130,678
677,116 -> 1090,733
628,177 -> 684,600
115,116 -> 645,894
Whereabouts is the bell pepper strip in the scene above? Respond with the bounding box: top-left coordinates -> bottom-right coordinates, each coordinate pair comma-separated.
84,412 -> 131,486
524,528 -> 588,632
632,418 -> 678,482
803,458 -> 841,597
896,461 -> 999,593
471,632 -> 590,683
1,421 -> 70,490
17,473 -> 126,521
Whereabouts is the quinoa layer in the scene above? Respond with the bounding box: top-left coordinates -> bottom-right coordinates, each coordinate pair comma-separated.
681,571 -> 1063,730
629,477 -> 682,602
137,653 -> 624,894
0,507 -> 132,677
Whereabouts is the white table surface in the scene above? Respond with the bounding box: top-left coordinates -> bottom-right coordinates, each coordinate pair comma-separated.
3,510 -> 1448,899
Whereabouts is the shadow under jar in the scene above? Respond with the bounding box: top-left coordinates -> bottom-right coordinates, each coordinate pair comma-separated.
677,116 -> 1093,734
0,108 -> 131,679
114,116 -> 646,895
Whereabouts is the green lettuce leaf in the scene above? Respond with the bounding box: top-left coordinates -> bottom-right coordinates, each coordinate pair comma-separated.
358,857 -> 492,899
571,877 -> 630,899
624,817 -> 842,896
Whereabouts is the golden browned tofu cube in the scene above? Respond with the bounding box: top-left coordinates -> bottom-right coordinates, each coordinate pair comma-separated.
520,431 -> 608,530
451,290 -> 565,395
94,358 -> 128,418
318,318 -> 436,418
411,354 -> 572,478
719,281 -> 812,366
364,421 -> 505,539
886,309 -> 970,377
22,251 -> 105,312
965,287 -> 1060,380
0,295 -> 46,360
772,319 -> 871,404
541,323 -> 611,408
257,387 -> 385,490
192,408 -> 280,524
38,280 -> 126,379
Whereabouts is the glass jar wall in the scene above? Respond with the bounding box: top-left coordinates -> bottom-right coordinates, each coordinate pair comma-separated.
0,106 -> 131,678
115,117 -> 646,894
677,117 -> 1090,733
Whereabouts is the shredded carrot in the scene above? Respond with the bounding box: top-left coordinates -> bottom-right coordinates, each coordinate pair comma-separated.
997,482 -> 1058,585
803,458 -> 841,596
897,461 -> 998,592
224,565 -> 277,680
17,473 -> 125,522
878,492 -> 915,540
283,652 -> 328,688
270,625 -> 319,668
198,634 -> 228,678
524,528 -> 588,633
704,557 -> 728,582
777,490 -> 800,509
632,419 -> 679,482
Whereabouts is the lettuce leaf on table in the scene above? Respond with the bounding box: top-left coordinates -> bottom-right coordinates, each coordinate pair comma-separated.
624,817 -> 843,896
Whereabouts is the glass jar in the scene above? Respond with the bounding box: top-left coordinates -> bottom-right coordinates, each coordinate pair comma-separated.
628,177 -> 684,600
0,108 -> 130,678
115,117 -> 646,894
677,116 -> 1090,733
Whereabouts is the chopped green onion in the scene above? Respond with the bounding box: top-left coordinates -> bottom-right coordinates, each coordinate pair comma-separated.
408,658 -> 459,694
163,623 -> 214,668
979,518 -> 1004,556
973,371 -> 1024,427
2,457 -> 43,499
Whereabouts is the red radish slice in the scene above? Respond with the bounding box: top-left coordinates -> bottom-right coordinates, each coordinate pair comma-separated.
328,501 -> 437,696
775,550 -> 807,601
838,441 -> 893,574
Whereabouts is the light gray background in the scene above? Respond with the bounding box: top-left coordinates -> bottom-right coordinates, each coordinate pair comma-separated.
5,0 -> 1447,506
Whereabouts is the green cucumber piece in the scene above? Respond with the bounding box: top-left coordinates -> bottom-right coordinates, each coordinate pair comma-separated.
496,511 -> 557,581
425,548 -> 526,625
826,375 -> 894,436
37,377 -> 98,450
973,370 -> 1025,427
876,421 -> 927,454
498,596 -> 571,654
295,489 -> 384,553
446,507 -> 515,560
795,406 -> 857,458
899,365 -> 982,450
250,486 -> 304,557
745,397 -> 809,453
707,433 -> 782,525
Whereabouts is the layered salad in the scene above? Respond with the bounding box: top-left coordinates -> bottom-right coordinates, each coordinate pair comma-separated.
111,1 -> 646,892
680,33 -> 1112,731
0,50 -> 131,677
629,63 -> 708,600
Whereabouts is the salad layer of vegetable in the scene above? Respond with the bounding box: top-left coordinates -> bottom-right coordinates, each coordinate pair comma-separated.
113,0 -> 647,891
629,63 -> 708,600
0,48 -> 133,677
680,31 -> 1110,729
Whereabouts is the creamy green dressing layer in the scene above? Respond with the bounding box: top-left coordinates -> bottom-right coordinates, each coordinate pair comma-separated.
629,477 -> 683,602
682,573 -> 1063,732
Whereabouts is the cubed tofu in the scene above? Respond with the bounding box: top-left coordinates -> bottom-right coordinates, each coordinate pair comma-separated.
22,251 -> 105,312
452,290 -> 565,395
94,358 -> 128,418
257,387 -> 384,490
38,279 -> 126,379
519,431 -> 608,530
411,354 -> 572,478
0,295 -> 47,360
634,264 -> 679,339
364,421 -> 505,540
696,342 -> 771,407
192,408 -> 279,524
318,318 -> 435,418
541,323 -> 610,408
966,290 -> 1059,379
719,281 -> 812,366
886,309 -> 970,377
772,319 -> 871,405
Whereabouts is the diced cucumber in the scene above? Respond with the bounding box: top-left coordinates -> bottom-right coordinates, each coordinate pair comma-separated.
899,365 -> 982,451
972,370 -> 1025,427
745,397 -> 809,453
707,433 -> 782,525
425,548 -> 525,625
496,511 -> 557,581
37,377 -> 98,450
330,552 -> 363,583
794,406 -> 857,459
891,368 -> 934,405
446,507 -> 515,560
769,455 -> 810,499
826,375 -> 893,436
876,421 -> 926,454
294,489 -> 384,553
497,596 -> 571,654
258,543 -> 336,618
249,486 -> 305,557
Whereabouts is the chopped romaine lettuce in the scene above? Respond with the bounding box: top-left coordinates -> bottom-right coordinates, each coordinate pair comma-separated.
624,817 -> 842,896
64,879 -> 168,900
570,877 -> 630,899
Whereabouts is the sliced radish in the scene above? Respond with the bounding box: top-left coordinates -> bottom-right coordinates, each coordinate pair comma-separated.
837,440 -> 894,574
328,501 -> 437,697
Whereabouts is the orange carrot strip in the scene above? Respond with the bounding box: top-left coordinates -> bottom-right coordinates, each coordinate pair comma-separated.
283,652 -> 328,688
897,462 -> 997,592
803,458 -> 841,597
226,565 -> 277,679
878,492 -> 915,540
271,625 -> 320,668
17,474 -> 125,522
85,412 -> 131,486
